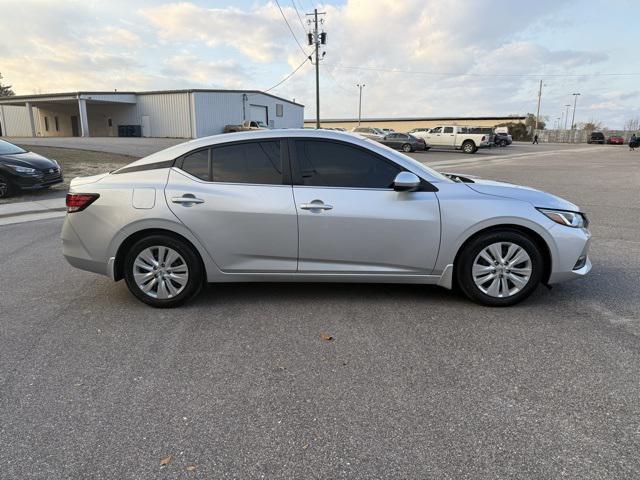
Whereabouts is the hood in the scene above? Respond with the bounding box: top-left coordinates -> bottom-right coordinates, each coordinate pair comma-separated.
465,178 -> 581,211
0,151 -> 58,169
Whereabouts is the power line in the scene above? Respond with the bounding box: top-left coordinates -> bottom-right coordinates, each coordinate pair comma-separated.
250,57 -> 310,95
328,64 -> 640,78
290,0 -> 307,35
274,0 -> 310,58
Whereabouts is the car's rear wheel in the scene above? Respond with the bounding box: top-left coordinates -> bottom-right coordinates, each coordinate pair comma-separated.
402,143 -> 412,152
124,234 -> 203,308
499,140 -> 507,147
456,230 -> 543,306
0,174 -> 14,198
462,140 -> 476,154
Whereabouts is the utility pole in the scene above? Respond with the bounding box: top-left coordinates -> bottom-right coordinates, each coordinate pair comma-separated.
307,9 -> 326,129
570,93 -> 580,142
564,104 -> 571,130
535,79 -> 543,131
357,84 -> 365,125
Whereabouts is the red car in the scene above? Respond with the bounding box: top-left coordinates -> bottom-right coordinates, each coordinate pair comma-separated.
607,135 -> 624,145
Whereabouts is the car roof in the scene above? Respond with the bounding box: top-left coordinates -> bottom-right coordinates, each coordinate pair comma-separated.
119,128 -> 447,182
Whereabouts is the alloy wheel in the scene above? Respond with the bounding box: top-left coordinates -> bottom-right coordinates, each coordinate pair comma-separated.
133,246 -> 189,299
472,242 -> 532,298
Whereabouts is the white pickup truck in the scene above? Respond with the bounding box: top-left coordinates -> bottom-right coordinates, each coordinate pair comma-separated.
409,125 -> 490,153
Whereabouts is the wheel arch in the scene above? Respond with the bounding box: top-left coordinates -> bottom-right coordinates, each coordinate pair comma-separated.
113,228 -> 210,282
452,224 -> 553,286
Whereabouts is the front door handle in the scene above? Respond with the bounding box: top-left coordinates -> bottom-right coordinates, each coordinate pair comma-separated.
171,194 -> 204,205
300,200 -> 333,211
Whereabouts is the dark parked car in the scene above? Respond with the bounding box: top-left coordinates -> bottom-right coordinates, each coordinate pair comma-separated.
379,133 -> 428,152
0,139 -> 63,198
587,132 -> 605,144
494,132 -> 513,146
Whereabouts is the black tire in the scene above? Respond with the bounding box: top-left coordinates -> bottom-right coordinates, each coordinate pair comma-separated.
455,230 -> 543,307
124,234 -> 203,308
462,140 -> 476,154
402,143 -> 412,153
424,147 -> 431,151
0,174 -> 14,198
499,140 -> 507,147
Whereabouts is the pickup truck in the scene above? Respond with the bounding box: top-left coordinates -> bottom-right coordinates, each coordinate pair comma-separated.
408,125 -> 490,153
224,120 -> 267,133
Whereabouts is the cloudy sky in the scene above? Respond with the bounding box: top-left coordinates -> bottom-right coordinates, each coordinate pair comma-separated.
0,0 -> 638,128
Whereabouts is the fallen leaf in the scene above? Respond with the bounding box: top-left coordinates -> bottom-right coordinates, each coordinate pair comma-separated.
320,332 -> 333,341
186,465 -> 197,472
160,454 -> 173,466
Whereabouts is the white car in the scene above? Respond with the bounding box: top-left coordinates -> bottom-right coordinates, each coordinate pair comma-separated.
62,129 -> 591,308
351,127 -> 385,140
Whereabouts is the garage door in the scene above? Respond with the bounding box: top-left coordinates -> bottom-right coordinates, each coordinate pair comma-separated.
249,105 -> 268,125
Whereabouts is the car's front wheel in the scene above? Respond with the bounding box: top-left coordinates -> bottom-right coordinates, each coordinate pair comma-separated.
402,143 -> 412,152
124,234 -> 203,308
0,174 -> 14,198
456,230 -> 543,306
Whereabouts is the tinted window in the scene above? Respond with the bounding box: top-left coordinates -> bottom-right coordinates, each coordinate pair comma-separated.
211,141 -> 282,184
181,149 -> 209,180
431,127 -> 442,133
443,127 -> 454,133
295,140 -> 400,189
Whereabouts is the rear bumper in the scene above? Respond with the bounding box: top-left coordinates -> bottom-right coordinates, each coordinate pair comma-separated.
61,216 -> 109,276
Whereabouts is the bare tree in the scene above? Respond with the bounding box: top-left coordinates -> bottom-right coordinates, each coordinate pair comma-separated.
624,118 -> 640,131
0,72 -> 15,97
581,119 -> 603,132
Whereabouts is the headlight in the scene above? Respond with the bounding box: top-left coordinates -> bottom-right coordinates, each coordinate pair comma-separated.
7,164 -> 38,174
537,208 -> 588,228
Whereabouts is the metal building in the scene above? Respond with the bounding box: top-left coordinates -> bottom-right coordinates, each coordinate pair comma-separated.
0,89 -> 304,138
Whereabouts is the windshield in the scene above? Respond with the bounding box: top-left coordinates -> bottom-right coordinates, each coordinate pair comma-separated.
0,139 -> 27,155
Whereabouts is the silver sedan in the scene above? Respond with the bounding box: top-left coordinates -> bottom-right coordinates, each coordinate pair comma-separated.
62,129 -> 591,308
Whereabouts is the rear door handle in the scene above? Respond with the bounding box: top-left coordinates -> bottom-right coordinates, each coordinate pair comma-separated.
300,200 -> 333,211
171,195 -> 204,205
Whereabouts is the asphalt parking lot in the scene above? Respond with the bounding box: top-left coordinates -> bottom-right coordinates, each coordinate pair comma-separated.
1,143 -> 639,479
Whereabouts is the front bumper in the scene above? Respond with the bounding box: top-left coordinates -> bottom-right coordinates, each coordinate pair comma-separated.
12,169 -> 64,190
547,225 -> 592,284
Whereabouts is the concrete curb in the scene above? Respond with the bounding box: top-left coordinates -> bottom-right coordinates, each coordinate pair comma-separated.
0,197 -> 66,222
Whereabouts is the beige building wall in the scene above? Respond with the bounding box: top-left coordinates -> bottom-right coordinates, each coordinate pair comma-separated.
304,117 -> 525,132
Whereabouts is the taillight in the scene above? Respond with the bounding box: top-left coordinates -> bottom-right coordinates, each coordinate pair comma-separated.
66,193 -> 99,213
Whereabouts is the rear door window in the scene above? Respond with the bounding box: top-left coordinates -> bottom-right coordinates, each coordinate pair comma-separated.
181,149 -> 209,180
210,141 -> 283,184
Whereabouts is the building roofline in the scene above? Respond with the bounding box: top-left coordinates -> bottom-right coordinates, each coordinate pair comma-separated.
304,115 -> 527,123
0,89 -> 304,107
137,89 -> 304,107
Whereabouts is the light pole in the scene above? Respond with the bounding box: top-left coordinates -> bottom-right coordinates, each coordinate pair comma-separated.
357,84 -> 365,126
570,93 -> 580,142
563,104 -> 571,142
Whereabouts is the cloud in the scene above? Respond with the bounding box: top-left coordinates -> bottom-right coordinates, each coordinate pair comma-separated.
0,0 -> 633,127
140,2 -> 295,62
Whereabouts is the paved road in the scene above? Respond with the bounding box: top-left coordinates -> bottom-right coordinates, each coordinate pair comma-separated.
1,144 -> 639,479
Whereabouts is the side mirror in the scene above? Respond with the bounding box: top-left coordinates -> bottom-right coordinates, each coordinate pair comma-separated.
393,171 -> 420,192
